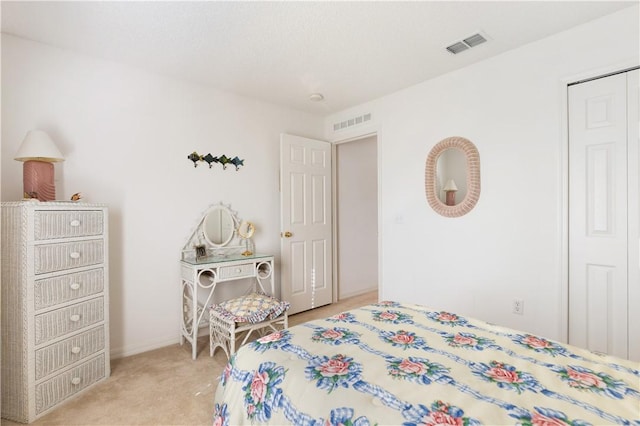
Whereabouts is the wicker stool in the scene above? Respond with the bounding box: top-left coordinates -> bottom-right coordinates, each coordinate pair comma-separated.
209,292 -> 289,359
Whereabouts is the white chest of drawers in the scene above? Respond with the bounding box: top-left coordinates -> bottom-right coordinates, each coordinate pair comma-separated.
1,201 -> 110,423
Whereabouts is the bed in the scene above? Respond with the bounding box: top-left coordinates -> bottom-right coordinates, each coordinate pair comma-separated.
213,301 -> 640,425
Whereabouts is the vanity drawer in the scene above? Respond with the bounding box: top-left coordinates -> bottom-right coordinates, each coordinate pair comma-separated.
35,354 -> 105,414
34,239 -> 104,274
35,326 -> 105,380
34,210 -> 104,240
35,297 -> 104,346
219,264 -> 255,280
34,268 -> 104,311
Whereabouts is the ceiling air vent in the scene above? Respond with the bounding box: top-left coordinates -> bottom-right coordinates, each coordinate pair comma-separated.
446,32 -> 488,55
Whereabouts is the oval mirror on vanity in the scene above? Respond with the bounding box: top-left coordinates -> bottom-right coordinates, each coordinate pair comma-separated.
203,204 -> 235,246
425,136 -> 480,217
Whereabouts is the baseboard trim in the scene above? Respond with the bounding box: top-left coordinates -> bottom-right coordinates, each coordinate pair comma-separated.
110,328 -> 209,359
110,337 -> 177,359
339,286 -> 378,301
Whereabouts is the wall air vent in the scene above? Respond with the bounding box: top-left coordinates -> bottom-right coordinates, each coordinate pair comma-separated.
446,32 -> 488,55
446,42 -> 469,55
463,33 -> 487,47
333,112 -> 372,132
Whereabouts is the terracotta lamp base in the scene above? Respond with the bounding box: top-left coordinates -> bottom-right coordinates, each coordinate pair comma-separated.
23,160 -> 56,201
445,190 -> 457,206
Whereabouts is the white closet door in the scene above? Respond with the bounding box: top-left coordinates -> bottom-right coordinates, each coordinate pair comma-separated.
627,69 -> 639,362
568,73 -> 629,358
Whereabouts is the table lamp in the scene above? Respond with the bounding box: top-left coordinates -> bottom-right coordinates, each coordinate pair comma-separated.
443,179 -> 458,206
14,130 -> 64,201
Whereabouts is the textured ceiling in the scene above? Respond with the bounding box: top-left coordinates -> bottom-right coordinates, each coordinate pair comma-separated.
1,1 -> 635,114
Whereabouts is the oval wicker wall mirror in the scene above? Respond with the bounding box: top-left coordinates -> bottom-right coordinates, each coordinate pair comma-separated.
425,136 -> 480,218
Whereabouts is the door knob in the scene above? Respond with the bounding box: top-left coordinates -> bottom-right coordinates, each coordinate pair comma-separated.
282,231 -> 293,238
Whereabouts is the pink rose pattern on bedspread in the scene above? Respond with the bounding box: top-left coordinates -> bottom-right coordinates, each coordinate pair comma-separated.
213,302 -> 640,426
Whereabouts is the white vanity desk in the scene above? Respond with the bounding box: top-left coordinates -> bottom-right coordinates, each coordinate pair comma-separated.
179,253 -> 274,360
180,202 -> 282,360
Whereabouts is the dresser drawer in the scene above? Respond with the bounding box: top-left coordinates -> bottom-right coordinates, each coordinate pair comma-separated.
35,326 -> 105,380
35,354 -> 106,414
35,268 -> 104,311
35,297 -> 104,346
219,263 -> 255,280
34,239 -> 104,274
34,210 -> 104,240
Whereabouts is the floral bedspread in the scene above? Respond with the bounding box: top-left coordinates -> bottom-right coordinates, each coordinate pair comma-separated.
213,301 -> 640,425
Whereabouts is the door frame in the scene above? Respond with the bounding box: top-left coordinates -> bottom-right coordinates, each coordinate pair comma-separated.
331,131 -> 381,303
559,60 -> 639,344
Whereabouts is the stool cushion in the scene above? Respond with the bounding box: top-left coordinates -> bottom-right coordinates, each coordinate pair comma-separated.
211,292 -> 289,324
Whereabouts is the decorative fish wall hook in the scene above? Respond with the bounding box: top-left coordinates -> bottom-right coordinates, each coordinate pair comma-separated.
202,153 -> 216,168
188,151 -> 202,167
187,151 -> 244,171
230,157 -> 244,171
218,155 -> 230,170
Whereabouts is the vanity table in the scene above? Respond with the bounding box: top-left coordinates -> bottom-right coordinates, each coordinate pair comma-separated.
180,203 -> 286,360
179,253 -> 275,360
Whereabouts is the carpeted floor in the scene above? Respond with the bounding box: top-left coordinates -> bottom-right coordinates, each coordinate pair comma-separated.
2,291 -> 377,426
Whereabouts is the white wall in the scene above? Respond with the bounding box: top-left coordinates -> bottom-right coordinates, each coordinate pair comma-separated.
325,6 -> 639,342
1,34 -> 324,357
336,136 -> 378,299
2,6 -> 638,358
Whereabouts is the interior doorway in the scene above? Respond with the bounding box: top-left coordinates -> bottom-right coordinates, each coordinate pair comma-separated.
335,135 -> 378,299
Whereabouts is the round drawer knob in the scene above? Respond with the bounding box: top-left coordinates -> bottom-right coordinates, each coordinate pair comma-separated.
71,346 -> 81,354
70,252 -> 81,259
70,377 -> 81,385
70,314 -> 81,322
70,220 -> 81,227
70,283 -> 81,290
235,268 -> 242,273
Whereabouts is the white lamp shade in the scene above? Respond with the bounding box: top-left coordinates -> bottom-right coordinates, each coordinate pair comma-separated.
443,179 -> 458,191
14,130 -> 64,162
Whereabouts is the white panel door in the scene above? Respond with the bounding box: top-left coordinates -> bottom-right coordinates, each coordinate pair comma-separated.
568,73 -> 629,358
627,69 -> 639,362
280,133 -> 333,314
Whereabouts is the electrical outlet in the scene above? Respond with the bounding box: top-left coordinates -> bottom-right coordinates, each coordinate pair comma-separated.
513,299 -> 524,315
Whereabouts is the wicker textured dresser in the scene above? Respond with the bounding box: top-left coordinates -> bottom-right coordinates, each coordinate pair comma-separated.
1,201 -> 110,423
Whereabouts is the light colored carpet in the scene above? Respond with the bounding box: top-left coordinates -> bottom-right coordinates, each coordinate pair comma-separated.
2,291 -> 377,426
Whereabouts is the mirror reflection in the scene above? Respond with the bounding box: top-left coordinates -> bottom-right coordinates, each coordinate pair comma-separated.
204,206 -> 235,246
436,148 -> 467,206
